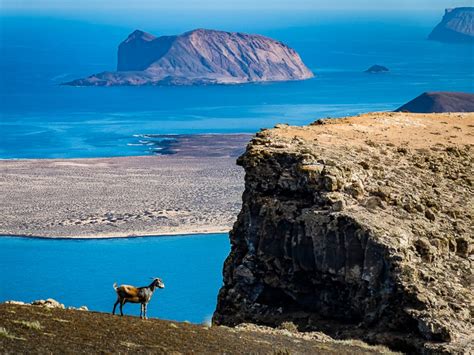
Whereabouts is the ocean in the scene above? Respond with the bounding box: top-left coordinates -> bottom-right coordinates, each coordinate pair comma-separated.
0,10 -> 473,323
1,11 -> 473,158
0,234 -> 229,323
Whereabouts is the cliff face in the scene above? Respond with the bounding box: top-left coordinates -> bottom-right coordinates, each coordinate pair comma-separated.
213,112 -> 473,353
65,29 -> 313,86
396,92 -> 474,113
429,8 -> 474,43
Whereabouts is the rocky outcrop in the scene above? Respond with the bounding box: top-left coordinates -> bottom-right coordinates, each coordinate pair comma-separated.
213,112 -> 473,353
5,298 -> 88,311
396,92 -> 474,113
64,29 -> 313,86
365,65 -> 389,73
429,8 -> 474,43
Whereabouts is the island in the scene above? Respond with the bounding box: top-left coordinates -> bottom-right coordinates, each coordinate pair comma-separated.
364,65 -> 389,73
428,7 -> 474,43
396,91 -> 474,113
64,29 -> 314,86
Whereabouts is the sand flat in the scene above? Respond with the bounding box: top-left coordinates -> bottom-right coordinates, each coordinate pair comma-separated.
277,112 -> 474,148
0,155 -> 244,238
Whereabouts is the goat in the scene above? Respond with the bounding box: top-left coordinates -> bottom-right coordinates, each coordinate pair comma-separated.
112,278 -> 165,319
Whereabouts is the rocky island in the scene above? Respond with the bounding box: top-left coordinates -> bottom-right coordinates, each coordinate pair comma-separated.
429,7 -> 474,43
365,65 -> 389,73
396,92 -> 474,113
214,112 -> 473,353
64,29 -> 314,86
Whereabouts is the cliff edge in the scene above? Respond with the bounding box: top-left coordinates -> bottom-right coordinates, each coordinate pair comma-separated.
213,112 -> 473,354
429,8 -> 474,43
64,29 -> 313,86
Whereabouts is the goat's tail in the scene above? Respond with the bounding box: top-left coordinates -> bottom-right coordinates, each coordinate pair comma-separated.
113,282 -> 118,291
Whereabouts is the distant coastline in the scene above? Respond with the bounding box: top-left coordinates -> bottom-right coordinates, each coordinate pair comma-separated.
0,230 -> 229,240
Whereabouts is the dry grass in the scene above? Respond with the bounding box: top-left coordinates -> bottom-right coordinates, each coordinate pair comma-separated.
278,321 -> 298,333
0,327 -> 25,341
12,320 -> 43,330
334,339 -> 399,354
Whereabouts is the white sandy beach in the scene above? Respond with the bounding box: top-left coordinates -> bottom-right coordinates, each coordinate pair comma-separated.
0,155 -> 244,238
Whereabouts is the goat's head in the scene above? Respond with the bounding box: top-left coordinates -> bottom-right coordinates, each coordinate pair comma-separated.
151,277 -> 165,289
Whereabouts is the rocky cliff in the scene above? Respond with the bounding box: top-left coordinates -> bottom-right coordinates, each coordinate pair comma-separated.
396,92 -> 474,113
64,29 -> 313,86
213,112 -> 473,354
429,8 -> 474,43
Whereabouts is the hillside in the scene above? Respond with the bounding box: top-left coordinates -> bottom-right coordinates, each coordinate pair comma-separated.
64,29 -> 313,86
214,112 -> 473,354
396,92 -> 474,113
0,303 -> 394,354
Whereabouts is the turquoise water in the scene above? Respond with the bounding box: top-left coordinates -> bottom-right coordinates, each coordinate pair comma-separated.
1,13 -> 473,158
0,234 -> 229,323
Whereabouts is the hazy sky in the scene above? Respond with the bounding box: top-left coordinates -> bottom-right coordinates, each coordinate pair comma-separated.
3,0 -> 474,11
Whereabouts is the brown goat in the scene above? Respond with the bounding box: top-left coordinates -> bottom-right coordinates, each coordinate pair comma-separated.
112,278 -> 165,319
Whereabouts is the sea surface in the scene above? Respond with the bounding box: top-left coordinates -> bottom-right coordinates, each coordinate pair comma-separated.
1,12 -> 473,158
0,234 -> 229,323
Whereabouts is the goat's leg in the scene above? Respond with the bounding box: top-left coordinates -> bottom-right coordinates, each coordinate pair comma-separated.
144,304 -> 147,320
119,300 -> 125,316
112,298 -> 120,315
140,304 -> 143,319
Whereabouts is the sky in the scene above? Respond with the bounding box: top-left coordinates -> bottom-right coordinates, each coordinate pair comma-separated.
2,0 -> 472,33
2,0 -> 474,12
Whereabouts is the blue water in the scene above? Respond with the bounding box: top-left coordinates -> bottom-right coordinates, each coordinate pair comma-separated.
1,13 -> 473,158
0,11 -> 473,323
0,234 -> 229,323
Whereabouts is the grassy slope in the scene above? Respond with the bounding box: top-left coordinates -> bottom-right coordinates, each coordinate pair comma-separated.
0,304 -> 394,354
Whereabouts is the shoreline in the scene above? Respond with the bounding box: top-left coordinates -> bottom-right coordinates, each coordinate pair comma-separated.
0,133 -> 253,161
0,228 -> 230,240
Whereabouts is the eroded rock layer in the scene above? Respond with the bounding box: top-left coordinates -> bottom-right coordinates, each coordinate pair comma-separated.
214,112 -> 473,354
